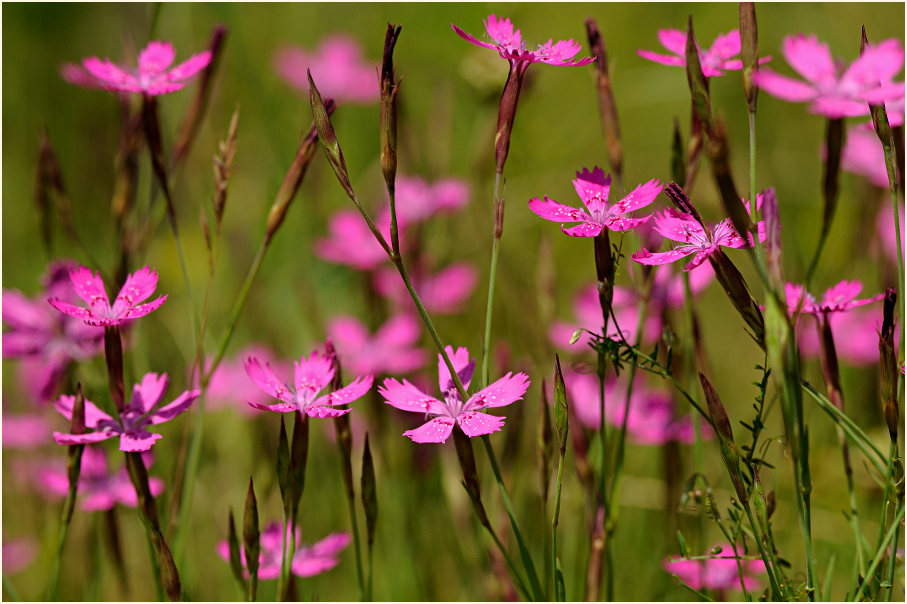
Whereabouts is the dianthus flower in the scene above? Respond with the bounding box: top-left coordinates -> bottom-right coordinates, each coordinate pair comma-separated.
798,307 -> 890,366
664,543 -> 766,593
217,523 -> 350,580
275,35 -> 378,103
37,447 -> 164,511
53,373 -> 199,451
326,314 -> 426,376
549,285 -> 663,349
372,263 -> 477,315
48,265 -> 167,327
391,176 -> 471,226
243,348 -> 373,417
452,15 -> 593,72
379,346 -> 529,443
76,40 -> 212,95
1,414 -> 52,449
204,345 -> 290,416
638,29 -> 766,77
752,35 -> 904,118
784,280 -> 884,316
632,195 -> 765,271
529,167 -> 662,237
315,210 -> 393,271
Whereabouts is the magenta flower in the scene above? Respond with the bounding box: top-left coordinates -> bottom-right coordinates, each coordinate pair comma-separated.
379,346 -> 530,443
315,210 -> 393,271
648,261 -> 715,310
752,35 -> 904,118
48,265 -> 167,327
549,285 -> 663,349
632,195 -> 765,271
217,522 -> 350,580
3,261 -> 104,402
205,346 -> 291,416
784,280 -> 884,316
76,40 -> 212,96
275,35 -> 378,103
53,373 -> 199,451
36,447 -> 164,511
564,369 -> 704,445
2,539 -> 37,575
798,307 -> 889,366
638,29 -> 766,77
2,414 -> 52,449
372,263 -> 478,315
842,125 -> 890,187
243,348 -> 373,417
391,176 -> 471,226
452,14 -> 593,72
327,314 -> 426,376
664,543 -> 766,593
529,167 -> 662,237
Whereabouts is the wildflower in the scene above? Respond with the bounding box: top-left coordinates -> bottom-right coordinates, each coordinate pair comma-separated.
631,196 -> 765,271
784,280 -> 884,316
3,261 -> 103,401
275,35 -> 378,103
529,167 -> 662,237
52,373 -> 199,451
799,306 -> 892,366
372,263 -> 477,315
842,125 -> 890,187
2,539 -> 37,575
326,314 -> 426,376
452,15 -> 593,71
1,414 -> 52,449
664,543 -> 766,592
48,265 -> 167,327
36,447 -> 164,511
391,175 -> 471,226
549,284 -> 663,349
379,346 -> 530,443
243,348 -> 373,417
205,346 -> 290,416
638,29 -> 764,77
76,40 -> 212,96
315,210 -> 393,271
217,522 -> 350,579
752,35 -> 904,118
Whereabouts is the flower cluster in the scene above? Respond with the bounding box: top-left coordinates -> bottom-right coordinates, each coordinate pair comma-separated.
217,523 -> 350,580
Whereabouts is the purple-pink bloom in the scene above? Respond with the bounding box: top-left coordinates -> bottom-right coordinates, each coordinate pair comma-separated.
3,261 -> 105,402
391,176 -> 471,226
315,210 -> 393,271
372,263 -> 478,315
842,125 -> 891,187
632,195 -> 766,271
2,539 -> 37,575
76,40 -> 212,96
326,314 -> 427,376
379,346 -> 530,443
784,280 -> 884,316
204,346 -> 290,416
217,523 -> 350,580
664,543 -> 766,592
529,167 -> 662,237
549,285 -> 663,349
243,347 -> 373,417
752,35 -> 904,118
47,265 -> 167,327
52,373 -> 199,451
36,447 -> 164,511
2,414 -> 52,449
799,305 -> 897,366
638,29 -> 767,77
452,14 -> 593,72
275,35 -> 378,103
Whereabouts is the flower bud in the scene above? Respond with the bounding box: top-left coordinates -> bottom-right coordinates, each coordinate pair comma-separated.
553,355 -> 569,452
684,17 -> 714,139
739,3 -> 759,111
879,288 -> 899,441
243,477 -> 261,581
699,373 -> 748,504
380,24 -> 402,195
586,18 -> 622,182
361,433 -> 378,549
309,71 -> 355,200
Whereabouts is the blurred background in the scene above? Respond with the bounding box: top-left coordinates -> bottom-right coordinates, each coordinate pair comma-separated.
2,2 -> 904,601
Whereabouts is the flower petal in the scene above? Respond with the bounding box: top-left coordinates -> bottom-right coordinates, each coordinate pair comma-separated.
149,389 -> 200,424
119,430 -> 162,452
294,350 -> 334,395
378,378 -> 446,414
437,346 -> 474,392
138,41 -> 176,78
244,356 -> 294,403
69,266 -> 109,310
403,417 -> 455,443
631,248 -> 693,266
53,430 -> 114,446
467,372 -> 530,410
315,375 -> 373,407
528,196 -> 590,223
561,222 -> 602,237
131,372 -> 169,414
751,67 -> 817,102
608,179 -> 662,215
166,50 -> 213,82
457,411 -> 505,437
305,405 -> 351,418
53,394 -> 113,428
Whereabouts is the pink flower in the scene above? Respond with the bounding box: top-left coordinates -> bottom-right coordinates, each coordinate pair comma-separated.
36,447 -> 164,511
205,346 -> 290,416
549,285 -> 663,349
243,347 -> 373,417
391,176 -> 471,226
784,280 -> 884,316
632,195 -> 765,271
564,369 -> 703,445
315,210 -> 392,271
664,543 -> 766,592
799,306 -> 894,366
2,539 -> 37,575
529,167 -> 662,237
877,204 -> 906,265
76,40 -> 212,96
638,29 -> 766,77
48,265 -> 167,327
326,314 -> 426,376
275,35 -> 378,103
452,14 -> 593,72
217,523 -> 350,580
2,414 -> 52,449
752,35 -> 904,118
372,263 -> 478,315
379,346 -> 530,443
3,261 -> 104,402
648,261 -> 715,309
52,373 -> 199,451
842,125 -> 890,187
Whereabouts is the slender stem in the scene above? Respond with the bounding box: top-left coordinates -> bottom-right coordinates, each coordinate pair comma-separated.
854,504 -> 905,602
884,496 -> 903,601
551,448 -> 566,601
3,573 -> 22,602
481,171 -> 505,388
742,499 -> 783,600
482,521 -> 532,600
341,463 -> 365,601
874,440 -> 899,567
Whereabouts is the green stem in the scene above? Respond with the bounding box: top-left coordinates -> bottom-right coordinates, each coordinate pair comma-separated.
483,522 -> 532,600
551,449 -> 566,601
742,500 -> 784,600
481,170 -> 505,388
854,504 -> 905,602
3,573 -> 22,602
342,466 -> 365,601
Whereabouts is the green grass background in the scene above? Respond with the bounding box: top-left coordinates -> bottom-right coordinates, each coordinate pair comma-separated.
2,2 -> 904,601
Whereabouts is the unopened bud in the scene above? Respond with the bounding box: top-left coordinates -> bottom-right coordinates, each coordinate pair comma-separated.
226,509 -> 246,589
361,433 -> 378,549
586,18 -> 623,182
160,537 -> 182,601
739,3 -> 759,111
684,17 -> 714,138
380,24 -> 402,194
553,355 -> 569,452
708,250 -> 765,348
879,288 -> 898,441
309,71 -> 355,199
699,372 -> 748,504
243,477 -> 261,580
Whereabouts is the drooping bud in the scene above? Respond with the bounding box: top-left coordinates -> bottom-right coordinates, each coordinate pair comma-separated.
309,71 -> 355,200
361,433 -> 378,549
879,288 -> 898,441
586,18 -> 623,184
243,477 -> 261,583
739,2 -> 759,111
380,24 -> 402,196
683,17 -> 714,139
699,373 -> 748,504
